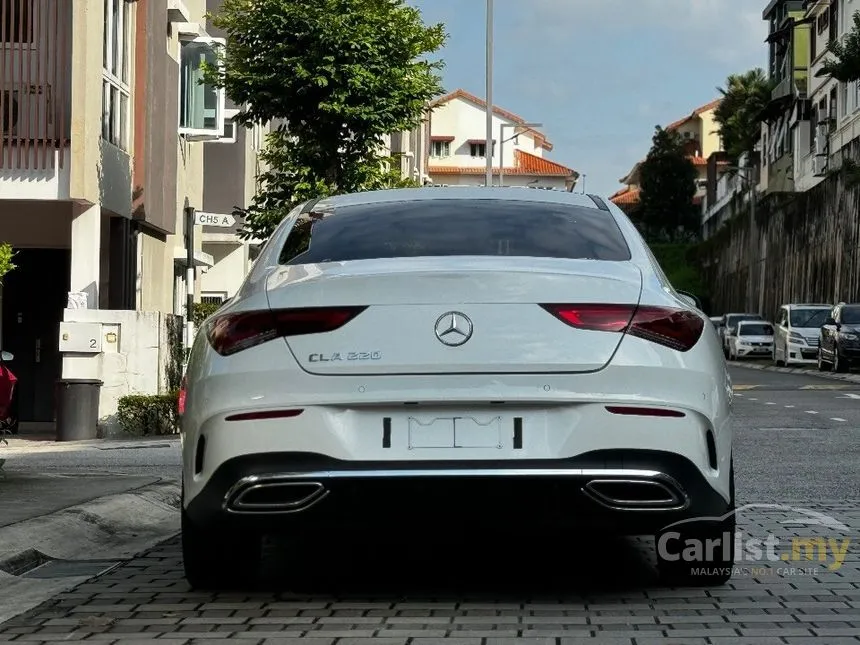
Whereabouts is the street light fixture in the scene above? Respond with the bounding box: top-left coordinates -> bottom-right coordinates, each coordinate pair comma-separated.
498,122 -> 542,187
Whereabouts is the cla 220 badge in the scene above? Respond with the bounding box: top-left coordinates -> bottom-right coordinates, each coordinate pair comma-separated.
308,351 -> 382,362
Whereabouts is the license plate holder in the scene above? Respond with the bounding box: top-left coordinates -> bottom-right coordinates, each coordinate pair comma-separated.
407,415 -> 502,449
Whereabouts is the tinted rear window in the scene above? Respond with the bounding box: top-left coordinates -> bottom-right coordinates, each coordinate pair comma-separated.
278,199 -> 632,264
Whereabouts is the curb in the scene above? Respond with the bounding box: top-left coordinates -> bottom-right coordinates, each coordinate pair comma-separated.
0,479 -> 181,625
0,479 -> 180,572
730,360 -> 860,384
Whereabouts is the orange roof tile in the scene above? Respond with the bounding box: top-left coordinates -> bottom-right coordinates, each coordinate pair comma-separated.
609,186 -> 641,205
429,149 -> 577,177
429,89 -> 554,151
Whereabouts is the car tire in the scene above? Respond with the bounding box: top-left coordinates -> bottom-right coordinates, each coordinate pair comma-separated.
655,463 -> 735,587
181,504 -> 263,590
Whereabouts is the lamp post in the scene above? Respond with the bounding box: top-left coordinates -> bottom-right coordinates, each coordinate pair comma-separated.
485,0 -> 494,187
499,122 -> 542,187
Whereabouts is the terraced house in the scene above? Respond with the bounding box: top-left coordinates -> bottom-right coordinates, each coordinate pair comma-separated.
610,99 -> 725,217
0,0 -> 262,431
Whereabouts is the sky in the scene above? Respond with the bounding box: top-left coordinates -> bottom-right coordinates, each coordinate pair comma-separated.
409,0 -> 769,198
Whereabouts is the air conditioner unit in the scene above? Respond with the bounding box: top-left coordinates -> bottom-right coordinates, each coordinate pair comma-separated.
813,156 -> 828,176
815,132 -> 829,156
1,84 -> 54,140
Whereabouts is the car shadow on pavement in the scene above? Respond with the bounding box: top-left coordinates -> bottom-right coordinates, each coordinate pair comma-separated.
257,530 -> 658,597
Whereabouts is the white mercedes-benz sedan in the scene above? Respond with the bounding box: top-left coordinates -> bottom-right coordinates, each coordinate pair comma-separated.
179,187 -> 735,589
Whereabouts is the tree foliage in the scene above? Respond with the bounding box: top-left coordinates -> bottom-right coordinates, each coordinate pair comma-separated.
713,68 -> 772,163
637,126 -> 699,243
820,10 -> 860,82
205,0 -> 446,240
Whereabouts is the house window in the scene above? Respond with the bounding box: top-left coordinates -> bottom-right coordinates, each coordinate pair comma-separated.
178,36 -> 226,140
201,293 -> 227,305
212,108 -> 239,144
828,0 -> 839,44
102,0 -> 132,150
431,140 -> 450,157
470,142 -> 486,157
2,0 -> 32,43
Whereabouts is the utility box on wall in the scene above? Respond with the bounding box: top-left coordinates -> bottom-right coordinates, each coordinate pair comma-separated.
59,322 -> 103,353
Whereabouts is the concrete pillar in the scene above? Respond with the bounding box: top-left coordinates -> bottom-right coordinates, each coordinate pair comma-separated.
70,203 -> 101,309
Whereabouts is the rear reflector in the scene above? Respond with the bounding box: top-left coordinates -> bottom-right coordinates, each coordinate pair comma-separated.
605,406 -> 685,418
178,374 -> 187,416
225,409 -> 304,422
541,303 -> 704,352
207,306 -> 367,356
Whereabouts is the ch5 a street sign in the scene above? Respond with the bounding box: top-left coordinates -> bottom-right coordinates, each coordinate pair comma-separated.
194,211 -> 236,228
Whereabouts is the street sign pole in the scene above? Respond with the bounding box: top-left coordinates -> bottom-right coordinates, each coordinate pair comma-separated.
184,201 -> 195,356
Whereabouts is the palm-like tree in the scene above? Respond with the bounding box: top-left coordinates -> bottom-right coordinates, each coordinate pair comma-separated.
713,69 -> 773,164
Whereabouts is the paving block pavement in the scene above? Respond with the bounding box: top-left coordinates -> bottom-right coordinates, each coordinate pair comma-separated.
0,499 -> 858,643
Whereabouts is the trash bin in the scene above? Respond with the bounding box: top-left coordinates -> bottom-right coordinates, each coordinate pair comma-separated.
55,378 -> 103,441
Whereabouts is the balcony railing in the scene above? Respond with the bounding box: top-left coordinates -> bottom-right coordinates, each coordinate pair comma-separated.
0,0 -> 72,171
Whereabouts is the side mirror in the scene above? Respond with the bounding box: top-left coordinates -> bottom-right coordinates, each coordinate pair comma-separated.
0,351 -> 13,362
676,290 -> 702,310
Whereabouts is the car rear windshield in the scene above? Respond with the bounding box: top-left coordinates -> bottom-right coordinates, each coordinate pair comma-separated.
739,323 -> 773,336
278,199 -> 632,264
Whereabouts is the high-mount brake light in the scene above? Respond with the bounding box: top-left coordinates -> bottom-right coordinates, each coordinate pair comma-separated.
206,306 -> 367,356
540,303 -> 704,352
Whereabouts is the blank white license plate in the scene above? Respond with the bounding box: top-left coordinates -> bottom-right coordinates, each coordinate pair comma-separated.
407,416 -> 502,448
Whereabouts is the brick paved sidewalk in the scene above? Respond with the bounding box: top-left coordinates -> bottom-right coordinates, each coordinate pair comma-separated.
1,501 -> 859,644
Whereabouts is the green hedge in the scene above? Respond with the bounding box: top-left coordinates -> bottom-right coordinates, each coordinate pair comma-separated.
650,242 -> 707,299
116,390 -> 180,436
191,301 -> 221,326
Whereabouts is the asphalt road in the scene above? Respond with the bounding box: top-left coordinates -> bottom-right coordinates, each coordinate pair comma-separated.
0,364 -> 858,643
728,363 -> 860,502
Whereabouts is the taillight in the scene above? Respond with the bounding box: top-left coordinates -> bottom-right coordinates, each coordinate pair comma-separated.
206,306 -> 367,356
541,303 -> 704,352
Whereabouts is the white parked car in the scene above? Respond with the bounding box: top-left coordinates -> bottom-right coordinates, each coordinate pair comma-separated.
773,303 -> 831,366
727,320 -> 775,360
179,187 -> 735,589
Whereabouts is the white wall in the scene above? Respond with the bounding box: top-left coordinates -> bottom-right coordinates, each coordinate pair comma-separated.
61,308 -> 179,435
200,242 -> 249,298
429,98 -> 543,169
430,173 -> 568,190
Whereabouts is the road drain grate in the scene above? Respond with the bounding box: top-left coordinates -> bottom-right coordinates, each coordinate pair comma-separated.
22,559 -> 121,579
0,549 -> 52,576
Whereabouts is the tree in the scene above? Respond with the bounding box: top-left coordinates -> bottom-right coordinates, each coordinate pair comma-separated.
637,126 -> 699,243
820,10 -> 860,82
713,68 -> 773,163
205,0 -> 447,240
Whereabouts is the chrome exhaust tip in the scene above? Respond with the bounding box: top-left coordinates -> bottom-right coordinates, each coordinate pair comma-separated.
225,480 -> 329,514
582,478 -> 687,511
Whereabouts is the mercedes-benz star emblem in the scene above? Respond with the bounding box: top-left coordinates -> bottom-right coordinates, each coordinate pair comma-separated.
434,312 -> 473,347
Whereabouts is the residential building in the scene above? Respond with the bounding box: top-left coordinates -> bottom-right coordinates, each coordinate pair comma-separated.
197,0 -> 268,305
610,99 -> 725,213
794,0 -> 860,191
759,0 -> 811,195
0,0 -> 230,428
424,89 -> 578,190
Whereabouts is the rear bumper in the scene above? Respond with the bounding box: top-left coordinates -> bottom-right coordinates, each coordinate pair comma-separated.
184,449 -> 731,536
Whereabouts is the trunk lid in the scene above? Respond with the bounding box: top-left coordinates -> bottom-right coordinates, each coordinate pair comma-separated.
265,257 -> 643,375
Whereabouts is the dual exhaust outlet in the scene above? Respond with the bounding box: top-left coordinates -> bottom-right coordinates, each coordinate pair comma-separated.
223,473 -> 688,514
